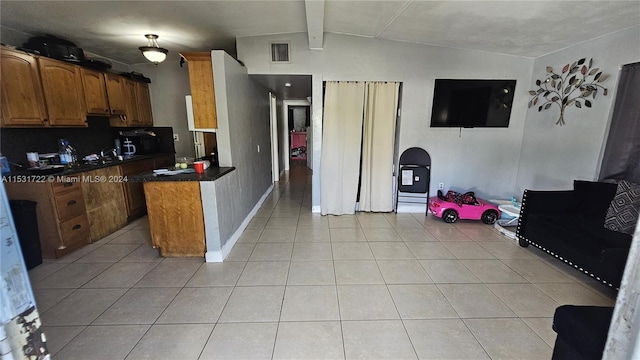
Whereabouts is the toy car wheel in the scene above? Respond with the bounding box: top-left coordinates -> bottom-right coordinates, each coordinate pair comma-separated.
481,210 -> 499,224
442,209 -> 458,223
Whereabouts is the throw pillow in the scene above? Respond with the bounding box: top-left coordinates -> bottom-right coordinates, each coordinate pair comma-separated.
604,180 -> 640,234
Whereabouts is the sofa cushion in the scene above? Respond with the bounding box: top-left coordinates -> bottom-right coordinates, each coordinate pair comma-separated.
525,213 -> 604,254
598,227 -> 633,249
604,180 -> 640,235
552,305 -> 614,360
573,180 -> 618,223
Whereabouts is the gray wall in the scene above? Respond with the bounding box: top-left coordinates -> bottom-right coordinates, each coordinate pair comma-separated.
515,26 -> 640,196
211,50 -> 272,247
131,53 -> 195,159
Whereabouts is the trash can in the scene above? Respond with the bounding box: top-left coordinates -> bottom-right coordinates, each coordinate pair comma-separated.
9,200 -> 42,270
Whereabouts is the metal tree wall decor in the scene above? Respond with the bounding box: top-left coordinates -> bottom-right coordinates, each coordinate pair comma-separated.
528,58 -> 609,126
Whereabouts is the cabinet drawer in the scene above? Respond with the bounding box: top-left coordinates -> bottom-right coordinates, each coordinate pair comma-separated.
54,189 -> 86,221
59,214 -> 90,247
52,180 -> 82,194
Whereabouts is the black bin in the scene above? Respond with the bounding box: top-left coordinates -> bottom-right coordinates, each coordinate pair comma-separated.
9,200 -> 42,270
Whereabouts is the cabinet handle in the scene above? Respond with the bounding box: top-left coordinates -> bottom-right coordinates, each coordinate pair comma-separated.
67,200 -> 77,206
63,182 -> 73,188
72,224 -> 82,230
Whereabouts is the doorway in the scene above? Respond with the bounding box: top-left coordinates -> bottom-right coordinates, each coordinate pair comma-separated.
282,100 -> 312,172
288,105 -> 310,161
320,81 -> 402,215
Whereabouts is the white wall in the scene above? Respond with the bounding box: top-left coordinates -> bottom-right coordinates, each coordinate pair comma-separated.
515,26 -> 640,197
237,32 -> 534,209
276,98 -> 286,177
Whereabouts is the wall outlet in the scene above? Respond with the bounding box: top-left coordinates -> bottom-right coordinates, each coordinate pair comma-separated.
438,182 -> 445,190
173,134 -> 180,142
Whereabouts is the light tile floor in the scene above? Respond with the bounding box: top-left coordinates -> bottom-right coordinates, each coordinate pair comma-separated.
31,162 -> 617,359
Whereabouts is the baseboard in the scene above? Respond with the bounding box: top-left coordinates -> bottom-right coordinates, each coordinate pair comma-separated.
204,184 -> 274,262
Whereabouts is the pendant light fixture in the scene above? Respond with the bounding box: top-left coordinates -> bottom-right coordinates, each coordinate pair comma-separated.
139,34 -> 168,64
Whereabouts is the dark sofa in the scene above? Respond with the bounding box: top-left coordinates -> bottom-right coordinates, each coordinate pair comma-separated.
551,305 -> 614,360
516,180 -> 631,289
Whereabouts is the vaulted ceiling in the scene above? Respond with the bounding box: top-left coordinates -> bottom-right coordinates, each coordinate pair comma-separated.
2,0 -> 639,66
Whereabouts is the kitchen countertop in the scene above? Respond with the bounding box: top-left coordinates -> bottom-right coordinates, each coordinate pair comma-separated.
130,166 -> 235,182
9,152 -> 176,177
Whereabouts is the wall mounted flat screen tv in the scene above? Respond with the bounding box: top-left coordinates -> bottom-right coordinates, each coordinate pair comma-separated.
430,79 -> 516,128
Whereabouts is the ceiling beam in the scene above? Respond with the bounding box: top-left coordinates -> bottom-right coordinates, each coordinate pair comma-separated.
305,0 -> 325,50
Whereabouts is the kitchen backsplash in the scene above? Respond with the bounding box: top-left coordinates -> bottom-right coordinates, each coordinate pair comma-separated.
1,117 -> 175,169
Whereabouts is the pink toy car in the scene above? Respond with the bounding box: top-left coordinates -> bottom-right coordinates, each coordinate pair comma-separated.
428,190 -> 500,224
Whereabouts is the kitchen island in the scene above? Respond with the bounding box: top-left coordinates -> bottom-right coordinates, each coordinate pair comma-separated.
131,166 -> 236,259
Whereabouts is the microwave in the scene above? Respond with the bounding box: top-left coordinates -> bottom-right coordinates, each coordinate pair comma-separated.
119,135 -> 160,155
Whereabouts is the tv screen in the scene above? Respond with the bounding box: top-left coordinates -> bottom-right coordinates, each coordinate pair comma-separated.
430,79 -> 516,128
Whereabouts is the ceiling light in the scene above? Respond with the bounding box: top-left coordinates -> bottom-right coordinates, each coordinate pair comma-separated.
285,82 -> 292,87
139,34 -> 168,64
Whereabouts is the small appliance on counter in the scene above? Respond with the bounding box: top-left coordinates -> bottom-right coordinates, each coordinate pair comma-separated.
118,130 -> 160,156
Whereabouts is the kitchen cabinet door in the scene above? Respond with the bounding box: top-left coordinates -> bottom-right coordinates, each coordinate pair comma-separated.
120,158 -> 155,220
123,79 -> 143,126
0,48 -> 48,127
81,68 -> 110,115
38,57 -> 87,127
105,73 -> 126,118
180,52 -> 217,129
136,82 -> 154,126
81,167 -> 128,240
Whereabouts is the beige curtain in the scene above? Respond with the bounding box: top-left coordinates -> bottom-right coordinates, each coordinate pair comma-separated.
359,82 -> 400,212
320,81 -> 365,215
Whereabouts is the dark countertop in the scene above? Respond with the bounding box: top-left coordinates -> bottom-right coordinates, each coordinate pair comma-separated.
10,152 -> 175,177
130,166 -> 235,182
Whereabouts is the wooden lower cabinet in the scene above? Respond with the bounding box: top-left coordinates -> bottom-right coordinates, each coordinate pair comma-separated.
5,154 -> 175,260
120,154 -> 175,220
5,180 -> 90,258
143,181 -> 206,257
80,167 -> 128,241
120,159 -> 154,220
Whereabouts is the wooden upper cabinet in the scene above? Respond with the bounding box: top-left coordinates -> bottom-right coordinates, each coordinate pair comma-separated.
38,57 -> 87,127
81,68 -> 109,116
0,48 -> 48,126
136,82 -> 154,126
180,52 -> 217,129
122,78 -> 142,126
104,73 -> 126,116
